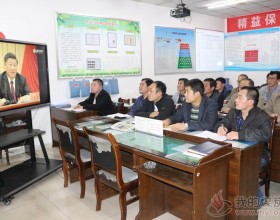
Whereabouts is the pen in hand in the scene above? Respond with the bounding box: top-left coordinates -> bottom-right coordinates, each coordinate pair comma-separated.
220,124 -> 228,135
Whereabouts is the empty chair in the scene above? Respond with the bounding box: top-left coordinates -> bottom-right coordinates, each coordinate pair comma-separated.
259,116 -> 278,197
83,127 -> 138,220
52,117 -> 91,198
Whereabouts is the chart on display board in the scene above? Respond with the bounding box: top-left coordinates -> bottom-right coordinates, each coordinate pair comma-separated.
154,26 -> 195,74
56,12 -> 142,78
195,28 -> 224,72
225,27 -> 280,71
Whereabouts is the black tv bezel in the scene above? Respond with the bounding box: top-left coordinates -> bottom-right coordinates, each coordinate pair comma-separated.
0,39 -> 51,117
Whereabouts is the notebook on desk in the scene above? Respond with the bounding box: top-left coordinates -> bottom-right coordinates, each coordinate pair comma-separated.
187,141 -> 223,156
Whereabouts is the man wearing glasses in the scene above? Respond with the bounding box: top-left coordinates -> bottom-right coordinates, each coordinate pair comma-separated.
259,71 -> 280,102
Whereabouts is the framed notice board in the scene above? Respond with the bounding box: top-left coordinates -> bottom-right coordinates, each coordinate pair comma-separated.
56,12 -> 142,78
195,28 -> 224,72
154,26 -> 195,74
225,27 -> 280,71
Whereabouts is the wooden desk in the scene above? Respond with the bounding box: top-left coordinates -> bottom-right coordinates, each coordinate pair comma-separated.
271,124 -> 280,182
50,108 -> 97,146
73,117 -> 262,220
227,142 -> 262,220
73,118 -> 233,219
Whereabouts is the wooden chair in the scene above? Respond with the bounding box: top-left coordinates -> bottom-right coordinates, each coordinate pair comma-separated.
52,117 -> 91,198
83,127 -> 139,220
118,97 -> 130,105
259,116 -> 277,197
131,98 -> 137,104
113,102 -> 125,114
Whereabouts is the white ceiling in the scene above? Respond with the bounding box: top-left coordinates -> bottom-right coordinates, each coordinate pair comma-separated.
130,0 -> 280,18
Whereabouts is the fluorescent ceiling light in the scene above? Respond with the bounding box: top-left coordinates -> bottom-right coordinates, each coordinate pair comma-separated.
208,0 -> 248,9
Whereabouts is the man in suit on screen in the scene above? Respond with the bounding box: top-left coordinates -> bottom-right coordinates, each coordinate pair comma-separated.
0,52 -> 30,105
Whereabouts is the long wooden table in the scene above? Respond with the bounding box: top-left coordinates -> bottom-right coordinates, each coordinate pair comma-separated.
72,117 -> 238,220
72,117 -> 262,219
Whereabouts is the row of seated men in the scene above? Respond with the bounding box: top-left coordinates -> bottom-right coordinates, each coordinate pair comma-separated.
73,72 -> 280,207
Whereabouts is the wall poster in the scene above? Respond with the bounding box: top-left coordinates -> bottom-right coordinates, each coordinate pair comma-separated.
56,12 -> 141,78
225,27 -> 280,71
195,28 -> 224,72
154,26 -> 195,74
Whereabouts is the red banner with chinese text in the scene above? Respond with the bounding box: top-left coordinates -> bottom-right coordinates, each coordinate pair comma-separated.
227,10 -> 280,32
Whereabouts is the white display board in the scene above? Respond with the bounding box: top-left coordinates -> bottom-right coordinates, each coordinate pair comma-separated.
56,12 -> 142,78
225,27 -> 280,71
195,28 -> 224,72
154,26 -> 195,74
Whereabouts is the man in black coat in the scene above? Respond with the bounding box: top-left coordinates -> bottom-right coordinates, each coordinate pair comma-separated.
74,78 -> 114,116
0,53 -> 30,103
215,86 -> 272,207
135,81 -> 175,120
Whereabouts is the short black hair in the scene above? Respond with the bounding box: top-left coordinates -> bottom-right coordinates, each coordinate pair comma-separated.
93,78 -> 103,87
240,86 -> 259,107
185,79 -> 204,96
268,71 -> 280,80
142,78 -> 153,87
4,52 -> 18,63
216,77 -> 226,84
178,78 -> 189,86
204,78 -> 216,89
153,81 -> 166,95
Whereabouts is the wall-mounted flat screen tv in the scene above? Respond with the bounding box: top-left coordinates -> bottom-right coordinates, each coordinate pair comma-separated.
0,39 -> 50,117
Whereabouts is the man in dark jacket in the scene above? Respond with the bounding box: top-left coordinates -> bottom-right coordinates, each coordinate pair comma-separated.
135,81 -> 175,120
74,78 -> 114,116
215,86 -> 272,206
163,79 -> 218,131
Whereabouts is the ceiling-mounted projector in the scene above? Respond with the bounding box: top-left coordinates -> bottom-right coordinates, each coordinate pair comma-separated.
170,3 -> 190,18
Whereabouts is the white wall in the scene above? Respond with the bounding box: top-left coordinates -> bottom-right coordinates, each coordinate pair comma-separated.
0,0 -> 267,144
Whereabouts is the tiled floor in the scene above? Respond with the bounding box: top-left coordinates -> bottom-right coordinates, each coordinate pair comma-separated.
1,145 -> 280,220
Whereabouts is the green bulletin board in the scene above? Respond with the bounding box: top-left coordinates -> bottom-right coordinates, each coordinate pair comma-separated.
56,12 -> 142,78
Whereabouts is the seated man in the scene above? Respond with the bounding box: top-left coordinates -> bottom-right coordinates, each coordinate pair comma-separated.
221,78 -> 265,113
215,86 -> 272,206
172,78 -> 188,109
128,78 -> 153,116
204,78 -> 224,111
259,71 -> 280,102
163,79 -> 218,132
74,78 -> 114,116
263,88 -> 280,123
0,52 -> 30,104
216,77 -> 230,102
225,74 -> 248,101
135,81 -> 175,120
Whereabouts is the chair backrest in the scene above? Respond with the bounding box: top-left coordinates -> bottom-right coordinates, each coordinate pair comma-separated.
52,117 -> 81,162
268,116 -> 278,153
131,98 -> 137,104
114,102 -> 125,113
118,97 -> 130,105
83,127 -> 123,183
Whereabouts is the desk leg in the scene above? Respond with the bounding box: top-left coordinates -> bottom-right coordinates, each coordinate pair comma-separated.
136,173 -> 166,220
38,134 -> 50,164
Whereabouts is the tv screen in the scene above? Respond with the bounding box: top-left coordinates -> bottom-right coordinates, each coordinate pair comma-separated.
0,39 -> 50,116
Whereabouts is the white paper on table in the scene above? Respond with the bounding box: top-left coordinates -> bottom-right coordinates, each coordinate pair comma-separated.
193,130 -> 226,141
